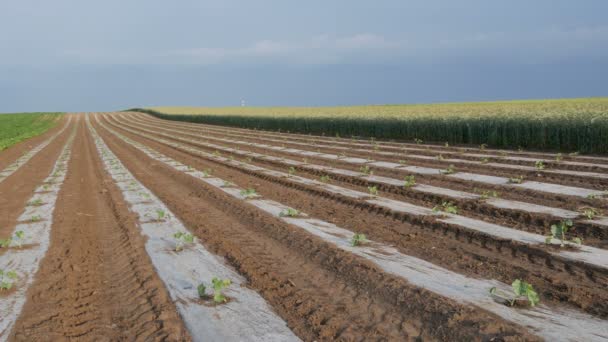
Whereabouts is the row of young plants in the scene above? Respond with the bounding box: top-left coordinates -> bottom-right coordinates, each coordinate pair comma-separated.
115,114 -> 606,228
103,115 -> 600,290
121,114 -> 608,201
103,115 -> 608,342
104,116 -> 548,312
88,116 -> 301,342
0,126 -> 76,339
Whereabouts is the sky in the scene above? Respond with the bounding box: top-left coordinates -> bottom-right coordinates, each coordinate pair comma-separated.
0,0 -> 607,112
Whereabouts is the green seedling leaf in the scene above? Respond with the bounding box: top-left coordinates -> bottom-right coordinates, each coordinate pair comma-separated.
240,188 -> 258,199
403,175 -> 416,188
534,161 -> 546,170
173,232 -> 195,252
211,277 -> 231,303
508,175 -> 525,184
279,208 -> 301,217
319,175 -> 330,183
359,165 -> 373,176
440,165 -> 455,175
197,283 -> 206,298
350,233 -> 368,247
368,186 -> 378,197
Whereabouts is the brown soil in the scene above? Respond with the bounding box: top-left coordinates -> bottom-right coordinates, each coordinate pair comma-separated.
0,115 -> 67,171
101,113 -> 608,318
10,116 -> 190,341
3,112 -> 607,341
121,114 -> 608,212
92,115 -> 538,341
130,113 -> 608,178
0,116 -> 74,239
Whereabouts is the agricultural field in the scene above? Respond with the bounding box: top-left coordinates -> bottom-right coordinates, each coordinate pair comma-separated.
0,113 -> 63,151
1,111 -> 607,341
139,97 -> 608,154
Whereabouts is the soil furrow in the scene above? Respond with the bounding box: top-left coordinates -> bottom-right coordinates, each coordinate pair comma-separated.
0,116 -> 75,239
108,114 -> 608,243
100,113 -> 608,318
10,116 -> 189,341
0,115 -> 67,172
118,114 -> 607,210
92,114 -> 537,341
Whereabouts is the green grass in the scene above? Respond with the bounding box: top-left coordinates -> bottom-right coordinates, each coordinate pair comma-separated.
129,97 -> 608,154
0,113 -> 63,151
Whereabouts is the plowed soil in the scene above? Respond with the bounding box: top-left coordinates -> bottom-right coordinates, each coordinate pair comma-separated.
1,112 -> 607,342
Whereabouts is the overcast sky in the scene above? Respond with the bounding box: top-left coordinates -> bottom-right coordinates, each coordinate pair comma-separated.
1,0 -> 607,112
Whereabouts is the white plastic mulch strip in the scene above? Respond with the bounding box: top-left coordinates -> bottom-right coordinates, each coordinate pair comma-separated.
0,115 -> 72,185
100,116 -> 608,270
128,113 -> 608,177
86,116 -> 299,342
103,115 -> 608,341
119,114 -> 607,199
0,125 -> 76,341
111,115 -> 597,220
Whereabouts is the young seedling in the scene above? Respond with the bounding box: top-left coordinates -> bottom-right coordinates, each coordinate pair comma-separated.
202,169 -> 212,178
508,175 -> 525,184
338,152 -> 347,159
579,207 -> 600,220
480,157 -> 490,164
545,219 -> 581,247
279,208 -> 301,217
350,233 -> 368,247
440,165 -> 456,175
489,279 -> 540,307
156,209 -> 167,221
240,188 -> 258,199
139,192 -> 151,200
302,158 -> 308,164
414,138 -> 423,145
368,186 -> 379,197
475,189 -> 499,200
403,175 -> 416,188
213,150 -> 221,157
0,269 -> 18,291
569,151 -> 579,156
398,159 -> 407,165
288,167 -> 296,177
28,199 -> 43,206
30,215 -> 41,222
534,161 -> 546,171
211,277 -> 232,303
319,175 -> 331,183
373,144 -> 380,151
555,153 -> 563,162
173,231 -> 194,252
12,231 -> 24,248
221,180 -> 235,188
480,143 -> 487,150
432,202 -> 458,214
436,154 -> 444,161
0,238 -> 12,248
359,165 -> 373,176
444,142 -> 449,147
